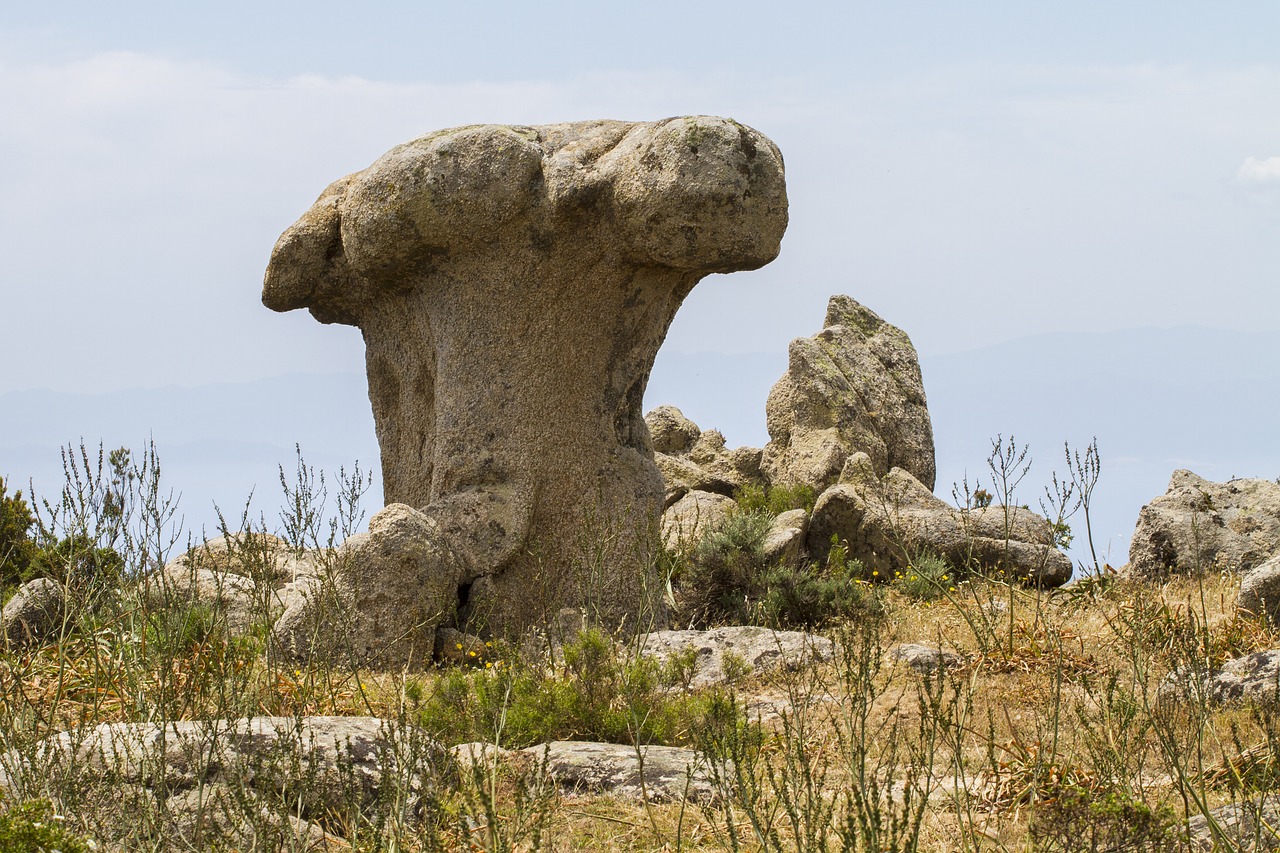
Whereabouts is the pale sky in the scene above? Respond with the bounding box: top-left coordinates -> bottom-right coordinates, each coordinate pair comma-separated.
2,1 -> 1277,398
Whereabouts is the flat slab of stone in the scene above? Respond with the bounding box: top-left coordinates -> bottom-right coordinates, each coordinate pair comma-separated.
520,741 -> 721,803
888,643 -> 964,673
641,625 -> 835,688
1,715 -> 448,849
1188,798 -> 1280,851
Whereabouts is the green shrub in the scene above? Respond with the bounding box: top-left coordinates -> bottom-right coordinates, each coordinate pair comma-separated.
678,510 -> 774,626
0,476 -> 38,588
416,629 -> 731,749
733,483 -> 817,516
28,533 -> 125,592
678,512 -> 880,629
1028,787 -> 1182,852
0,799 -> 94,853
891,552 -> 956,602
758,562 -> 879,628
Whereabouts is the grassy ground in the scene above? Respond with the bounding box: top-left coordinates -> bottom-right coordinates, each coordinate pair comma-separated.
4,447 -> 1280,851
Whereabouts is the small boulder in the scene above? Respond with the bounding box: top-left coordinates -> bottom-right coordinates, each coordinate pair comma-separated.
807,453 -> 1071,587
1240,554 -> 1280,626
888,643 -> 964,673
762,296 -> 935,495
147,565 -> 263,632
1129,470 -> 1280,579
641,625 -> 835,688
662,491 -> 737,551
762,509 -> 809,565
521,741 -> 722,803
2,577 -> 67,646
645,405 -> 702,456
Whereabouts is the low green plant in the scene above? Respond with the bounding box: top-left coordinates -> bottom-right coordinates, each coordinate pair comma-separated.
1028,787 -> 1183,852
0,799 -> 95,853
678,512 -> 877,628
0,476 -> 38,588
733,483 -> 818,516
416,628 -> 730,749
891,552 -> 955,602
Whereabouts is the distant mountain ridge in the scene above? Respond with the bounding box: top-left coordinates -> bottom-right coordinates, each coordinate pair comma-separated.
3,325 -> 1277,569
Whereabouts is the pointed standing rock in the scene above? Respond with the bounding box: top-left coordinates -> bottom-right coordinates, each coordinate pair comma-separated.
762,296 -> 935,495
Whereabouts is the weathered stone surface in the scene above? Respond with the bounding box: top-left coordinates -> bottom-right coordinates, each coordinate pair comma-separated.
2,577 -> 67,646
888,643 -> 964,673
264,117 -> 787,647
273,505 -> 462,666
451,741 -> 512,769
641,625 -> 835,688
1188,798 -> 1280,851
662,491 -> 737,551
645,405 -> 702,456
1162,649 -> 1280,705
520,741 -> 721,803
762,296 -> 935,494
1240,554 -> 1280,626
808,453 -> 1071,587
148,565 -> 263,631
1129,470 -> 1280,579
654,452 -> 737,506
762,508 -> 809,565
1,716 -> 447,850
166,532 -> 300,584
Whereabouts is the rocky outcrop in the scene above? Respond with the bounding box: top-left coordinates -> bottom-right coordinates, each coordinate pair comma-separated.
762,296 -> 935,495
2,577 -> 67,646
640,625 -> 835,688
1129,471 -> 1280,579
263,118 -> 787,652
648,407 -> 765,507
1,716 -> 447,851
807,453 -> 1071,587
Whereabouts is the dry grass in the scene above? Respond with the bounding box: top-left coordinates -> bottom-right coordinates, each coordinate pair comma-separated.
8,446 -> 1280,851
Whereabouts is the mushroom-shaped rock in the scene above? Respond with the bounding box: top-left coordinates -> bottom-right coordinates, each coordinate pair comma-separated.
264,118 -> 787,655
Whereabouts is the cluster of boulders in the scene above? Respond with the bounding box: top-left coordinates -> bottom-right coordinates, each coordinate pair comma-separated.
650,294 -> 1073,587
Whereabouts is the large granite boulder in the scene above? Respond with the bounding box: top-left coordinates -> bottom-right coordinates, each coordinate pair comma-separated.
762,296 -> 935,495
807,453 -> 1071,586
263,117 -> 787,656
1129,470 -> 1280,579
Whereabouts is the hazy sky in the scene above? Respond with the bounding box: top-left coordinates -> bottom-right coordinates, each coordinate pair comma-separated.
2,1 -> 1278,397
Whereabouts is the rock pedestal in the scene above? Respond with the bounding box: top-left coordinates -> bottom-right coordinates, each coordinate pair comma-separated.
264,118 -> 787,656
